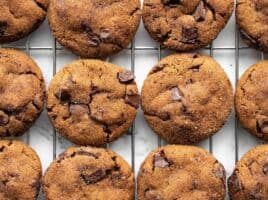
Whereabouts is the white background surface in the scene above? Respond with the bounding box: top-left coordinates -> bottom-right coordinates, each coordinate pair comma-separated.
0,3 -> 266,199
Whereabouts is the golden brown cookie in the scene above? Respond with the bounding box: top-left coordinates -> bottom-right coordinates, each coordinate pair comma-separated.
237,0 -> 268,52
48,0 -> 141,58
42,146 -> 134,200
138,145 -> 226,200
235,61 -> 268,140
0,48 -> 45,137
142,0 -> 234,51
0,140 -> 42,200
141,53 -> 233,144
47,59 -> 139,146
0,0 -> 49,43
228,144 -> 268,200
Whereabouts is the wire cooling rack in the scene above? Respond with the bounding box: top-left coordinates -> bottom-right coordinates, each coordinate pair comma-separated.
0,2 -> 267,199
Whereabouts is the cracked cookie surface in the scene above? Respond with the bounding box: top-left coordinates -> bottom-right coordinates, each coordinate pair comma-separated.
0,0 -> 49,43
47,59 -> 139,146
237,0 -> 268,52
142,0 -> 234,51
138,145 -> 226,200
0,140 -> 42,200
48,0 -> 141,58
42,146 -> 134,200
0,48 -> 45,137
228,144 -> 268,199
235,61 -> 268,140
141,53 -> 233,144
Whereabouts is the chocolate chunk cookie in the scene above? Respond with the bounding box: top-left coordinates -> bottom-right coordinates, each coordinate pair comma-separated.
237,0 -> 268,52
0,48 -> 45,137
47,59 -> 139,146
228,144 -> 268,199
142,0 -> 234,51
0,0 -> 49,43
138,145 -> 226,200
42,146 -> 134,200
48,0 -> 141,58
235,61 -> 268,140
0,140 -> 42,200
141,53 -> 233,144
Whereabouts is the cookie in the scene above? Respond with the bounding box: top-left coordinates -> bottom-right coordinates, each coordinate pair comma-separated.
0,48 -> 45,137
235,61 -> 268,140
228,144 -> 268,199
48,0 -> 141,58
0,0 -> 49,43
47,59 -> 139,146
0,140 -> 42,200
138,145 -> 226,200
141,53 -> 233,144
42,146 -> 134,200
142,0 -> 234,51
236,0 -> 268,52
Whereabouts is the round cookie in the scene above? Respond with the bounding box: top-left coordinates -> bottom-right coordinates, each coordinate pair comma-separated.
138,145 -> 226,200
42,146 -> 134,200
0,48 -> 45,137
47,59 -> 139,146
236,0 -> 268,52
0,0 -> 49,43
228,144 -> 268,199
141,53 -> 233,144
142,0 -> 234,51
0,140 -> 42,200
235,61 -> 268,140
48,0 -> 141,58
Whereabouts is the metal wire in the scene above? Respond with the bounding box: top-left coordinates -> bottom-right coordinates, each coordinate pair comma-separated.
52,39 -> 57,159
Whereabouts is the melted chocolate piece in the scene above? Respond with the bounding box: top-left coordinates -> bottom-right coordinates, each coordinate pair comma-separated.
117,71 -> 135,83
153,151 -> 171,168
181,27 -> 198,44
193,1 -> 207,22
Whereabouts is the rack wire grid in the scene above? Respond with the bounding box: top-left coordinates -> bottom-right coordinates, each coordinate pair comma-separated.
0,1 -> 267,199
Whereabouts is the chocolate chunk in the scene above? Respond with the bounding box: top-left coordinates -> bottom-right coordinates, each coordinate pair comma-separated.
0,21 -> 7,37
261,120 -> 268,134
0,146 -> 5,152
193,1 -> 207,22
263,163 -> 268,174
88,36 -> 101,47
100,30 -> 111,40
159,112 -> 171,121
213,163 -> 225,180
69,104 -> 89,115
0,111 -> 9,126
81,21 -> 101,47
145,189 -> 163,200
103,124 -> 112,134
192,53 -> 199,58
186,79 -> 193,84
181,27 -> 198,44
170,87 -> 183,101
117,71 -> 135,83
190,65 -> 200,72
153,151 -> 170,168
125,94 -> 140,108
257,119 -> 268,134
228,170 -> 243,194
162,0 -> 182,5
76,150 -> 99,159
81,169 -> 106,184
150,64 -> 166,74
55,88 -> 71,102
